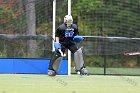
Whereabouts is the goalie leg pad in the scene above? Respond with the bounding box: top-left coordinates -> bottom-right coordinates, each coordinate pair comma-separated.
49,52 -> 63,72
53,57 -> 63,71
74,48 -> 85,71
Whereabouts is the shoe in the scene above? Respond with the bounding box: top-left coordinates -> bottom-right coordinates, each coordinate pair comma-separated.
48,70 -> 56,76
80,68 -> 89,76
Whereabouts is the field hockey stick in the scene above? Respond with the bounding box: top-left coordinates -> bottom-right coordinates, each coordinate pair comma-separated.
51,36 -> 66,57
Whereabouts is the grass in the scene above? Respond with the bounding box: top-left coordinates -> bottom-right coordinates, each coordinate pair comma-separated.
71,67 -> 140,75
0,74 -> 140,93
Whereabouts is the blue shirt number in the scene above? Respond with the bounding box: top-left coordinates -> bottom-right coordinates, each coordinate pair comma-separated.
65,31 -> 74,37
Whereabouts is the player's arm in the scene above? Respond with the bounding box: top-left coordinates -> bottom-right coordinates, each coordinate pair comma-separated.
55,27 -> 61,42
54,27 -> 65,56
55,37 -> 59,42
54,27 -> 61,50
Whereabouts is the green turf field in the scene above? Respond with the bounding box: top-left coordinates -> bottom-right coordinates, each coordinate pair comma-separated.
72,67 -> 140,75
0,74 -> 140,93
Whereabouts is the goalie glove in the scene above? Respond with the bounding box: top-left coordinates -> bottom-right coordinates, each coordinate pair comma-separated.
54,42 -> 66,57
73,35 -> 84,42
54,42 -> 61,50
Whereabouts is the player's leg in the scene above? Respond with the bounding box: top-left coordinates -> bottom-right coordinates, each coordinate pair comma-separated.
74,48 -> 88,75
48,51 -> 62,76
48,46 -> 66,76
69,44 -> 88,75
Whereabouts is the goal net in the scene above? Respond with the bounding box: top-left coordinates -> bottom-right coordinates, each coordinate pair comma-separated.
0,0 -> 140,75
71,0 -> 140,75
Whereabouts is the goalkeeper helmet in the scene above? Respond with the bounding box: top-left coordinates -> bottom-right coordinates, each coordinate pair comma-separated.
64,15 -> 73,27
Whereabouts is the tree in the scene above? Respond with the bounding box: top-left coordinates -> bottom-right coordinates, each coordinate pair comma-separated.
25,0 -> 37,57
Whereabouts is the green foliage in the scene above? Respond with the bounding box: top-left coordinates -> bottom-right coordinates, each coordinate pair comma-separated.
0,8 -> 16,19
0,48 -> 7,57
0,0 -> 140,67
71,0 -> 140,37
36,21 -> 52,35
0,7 -> 26,34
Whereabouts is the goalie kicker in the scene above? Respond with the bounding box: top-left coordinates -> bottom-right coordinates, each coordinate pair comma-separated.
74,48 -> 88,75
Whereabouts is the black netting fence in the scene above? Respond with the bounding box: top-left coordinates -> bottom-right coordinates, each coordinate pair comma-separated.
0,0 -> 140,75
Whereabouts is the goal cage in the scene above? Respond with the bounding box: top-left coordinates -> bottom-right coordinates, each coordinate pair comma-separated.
0,0 -> 140,75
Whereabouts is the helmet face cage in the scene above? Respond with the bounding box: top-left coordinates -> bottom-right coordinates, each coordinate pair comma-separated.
64,15 -> 73,27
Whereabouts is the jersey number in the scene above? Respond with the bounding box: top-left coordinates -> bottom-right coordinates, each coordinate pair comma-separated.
65,31 -> 74,37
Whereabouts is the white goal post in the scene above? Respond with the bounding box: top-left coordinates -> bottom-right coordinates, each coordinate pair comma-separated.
52,0 -> 72,75
68,0 -> 72,76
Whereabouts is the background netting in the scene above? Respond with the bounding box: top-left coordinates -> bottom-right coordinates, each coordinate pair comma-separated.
71,0 -> 140,75
83,36 -> 140,55
0,0 -> 140,75
72,0 -> 140,37
0,0 -> 53,58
